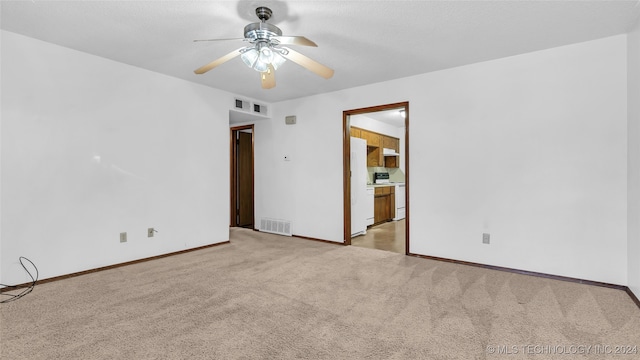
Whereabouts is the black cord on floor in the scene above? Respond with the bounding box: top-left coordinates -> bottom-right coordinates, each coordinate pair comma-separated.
0,257 -> 38,303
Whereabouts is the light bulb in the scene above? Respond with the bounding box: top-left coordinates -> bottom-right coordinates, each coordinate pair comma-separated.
259,46 -> 273,64
240,49 -> 258,68
253,59 -> 268,72
271,51 -> 286,70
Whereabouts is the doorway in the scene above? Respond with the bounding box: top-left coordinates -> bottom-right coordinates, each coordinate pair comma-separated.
230,125 -> 254,228
343,102 -> 409,254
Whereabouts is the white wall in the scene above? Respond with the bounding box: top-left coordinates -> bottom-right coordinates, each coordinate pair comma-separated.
0,31 -> 232,285
628,21 -> 640,297
258,35 -> 628,284
1,30 -> 630,288
0,30 -> 3,284
253,97 -> 337,239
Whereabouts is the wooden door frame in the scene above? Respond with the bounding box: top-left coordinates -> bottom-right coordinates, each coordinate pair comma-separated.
343,102 -> 410,255
230,124 -> 255,228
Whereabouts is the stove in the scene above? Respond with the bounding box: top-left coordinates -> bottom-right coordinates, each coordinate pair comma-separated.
374,172 -> 390,184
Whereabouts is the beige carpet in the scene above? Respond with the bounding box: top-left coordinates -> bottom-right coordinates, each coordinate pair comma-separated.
1,228 -> 639,359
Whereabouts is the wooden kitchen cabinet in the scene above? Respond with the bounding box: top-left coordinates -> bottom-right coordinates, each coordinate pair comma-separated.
383,136 -> 399,152
374,195 -> 389,224
382,135 -> 399,168
361,129 -> 381,147
351,127 -> 400,168
373,186 -> 395,224
360,129 -> 383,167
385,156 -> 399,168
367,147 -> 383,167
351,127 -> 399,150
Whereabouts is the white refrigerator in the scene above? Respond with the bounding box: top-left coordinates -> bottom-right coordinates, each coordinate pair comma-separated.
351,137 -> 368,236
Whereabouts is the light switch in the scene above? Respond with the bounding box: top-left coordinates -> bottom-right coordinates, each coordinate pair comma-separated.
482,233 -> 490,244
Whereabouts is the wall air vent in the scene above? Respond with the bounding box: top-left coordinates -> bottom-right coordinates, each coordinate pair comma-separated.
253,102 -> 268,116
234,98 -> 251,112
260,218 -> 292,236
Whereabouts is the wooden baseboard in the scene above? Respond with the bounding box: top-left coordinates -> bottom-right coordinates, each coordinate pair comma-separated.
0,241 -> 230,292
293,234 -> 345,246
6,238 -> 638,311
625,287 -> 640,309
408,252 -> 640,309
252,228 -> 345,246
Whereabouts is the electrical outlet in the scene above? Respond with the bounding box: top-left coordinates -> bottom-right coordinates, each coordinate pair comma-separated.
120,232 -> 127,243
482,233 -> 490,244
148,228 -> 155,238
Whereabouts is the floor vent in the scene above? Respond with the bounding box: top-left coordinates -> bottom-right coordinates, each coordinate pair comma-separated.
260,218 -> 292,236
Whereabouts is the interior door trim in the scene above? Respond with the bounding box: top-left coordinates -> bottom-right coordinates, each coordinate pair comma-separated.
342,101 -> 410,254
230,124 -> 255,228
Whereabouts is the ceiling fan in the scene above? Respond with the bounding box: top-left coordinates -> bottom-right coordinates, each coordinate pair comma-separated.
193,6 -> 334,89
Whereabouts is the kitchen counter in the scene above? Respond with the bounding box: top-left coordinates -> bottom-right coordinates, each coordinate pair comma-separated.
368,182 -> 405,187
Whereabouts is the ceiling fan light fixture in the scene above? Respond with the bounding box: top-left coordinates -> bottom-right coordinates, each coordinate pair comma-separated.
242,43 -> 287,72
252,47 -> 269,72
240,48 -> 258,68
258,45 -> 274,64
253,60 -> 269,72
271,51 -> 286,70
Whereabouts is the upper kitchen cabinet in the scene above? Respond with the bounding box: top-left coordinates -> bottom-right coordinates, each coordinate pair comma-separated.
349,108 -> 405,172
383,136 -> 399,153
351,127 -> 400,168
385,154 -> 399,168
367,147 -> 383,167
360,129 -> 381,147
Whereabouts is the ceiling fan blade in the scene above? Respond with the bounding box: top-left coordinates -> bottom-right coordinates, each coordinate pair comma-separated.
194,48 -> 243,74
280,47 -> 334,79
261,64 -> 276,89
274,36 -> 317,47
193,38 -> 247,43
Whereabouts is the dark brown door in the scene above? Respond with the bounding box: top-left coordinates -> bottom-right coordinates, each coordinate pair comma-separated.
237,131 -> 253,227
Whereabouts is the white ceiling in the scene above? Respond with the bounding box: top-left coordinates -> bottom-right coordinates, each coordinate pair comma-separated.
2,0 -> 640,103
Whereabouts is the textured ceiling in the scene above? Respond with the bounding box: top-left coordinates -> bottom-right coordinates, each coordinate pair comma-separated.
2,0 -> 640,103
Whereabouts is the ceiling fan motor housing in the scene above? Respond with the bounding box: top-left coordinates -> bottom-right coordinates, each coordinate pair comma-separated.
255,6 -> 272,22
244,7 -> 281,43
244,22 -> 282,42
